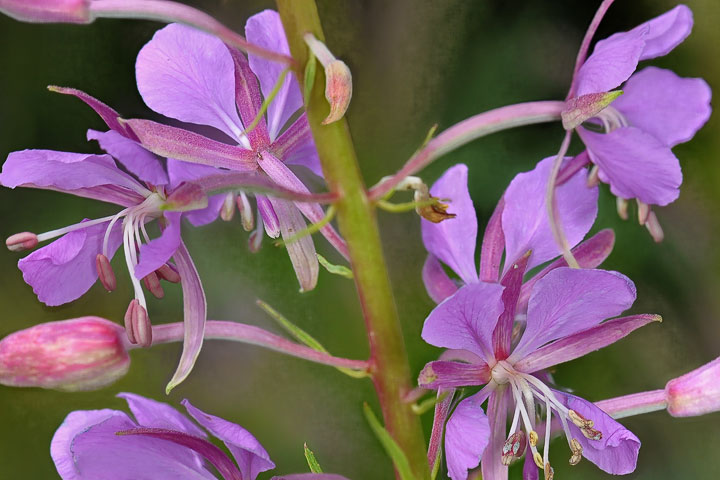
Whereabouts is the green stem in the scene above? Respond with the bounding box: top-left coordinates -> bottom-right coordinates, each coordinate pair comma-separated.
276,2 -> 430,478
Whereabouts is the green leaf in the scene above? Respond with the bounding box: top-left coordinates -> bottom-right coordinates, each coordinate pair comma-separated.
304,443 -> 323,473
304,53 -> 317,105
317,254 -> 354,279
362,403 -> 414,480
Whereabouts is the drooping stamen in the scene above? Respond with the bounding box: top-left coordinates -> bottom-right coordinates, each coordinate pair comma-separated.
248,209 -> 264,253
124,300 -> 138,345
6,232 -> 38,252
569,438 -> 583,465
637,200 -> 650,225
544,462 -> 555,480
157,263 -> 181,283
132,303 -> 152,348
501,431 -> 526,466
220,192 -> 236,222
237,192 -> 254,231
587,165 -> 600,188
568,409 -> 603,440
645,211 -> 664,243
96,254 -> 117,292
616,197 -> 629,220
142,272 -> 165,299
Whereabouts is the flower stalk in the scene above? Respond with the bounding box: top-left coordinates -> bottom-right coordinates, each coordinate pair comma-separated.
276,1 -> 430,478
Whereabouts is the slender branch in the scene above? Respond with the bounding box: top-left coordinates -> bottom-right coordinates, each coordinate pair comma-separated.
89,0 -> 296,66
275,2 -> 431,478
145,321 -> 369,371
369,101 -> 565,200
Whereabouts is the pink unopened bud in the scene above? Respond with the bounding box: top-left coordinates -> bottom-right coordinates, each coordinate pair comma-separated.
666,356 -> 720,417
303,33 -> 352,125
6,232 -> 38,252
561,90 -> 623,130
95,253 -> 116,292
0,317 -> 129,391
0,0 -> 91,24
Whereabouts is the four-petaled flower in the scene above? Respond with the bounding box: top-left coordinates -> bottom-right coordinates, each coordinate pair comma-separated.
51,392 -> 350,480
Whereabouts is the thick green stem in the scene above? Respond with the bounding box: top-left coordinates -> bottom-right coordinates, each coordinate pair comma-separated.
276,2 -> 430,478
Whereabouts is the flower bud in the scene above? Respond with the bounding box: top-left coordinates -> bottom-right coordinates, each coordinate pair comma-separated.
0,317 -> 130,391
561,90 -> 623,130
0,0 -> 91,24
665,356 -> 720,417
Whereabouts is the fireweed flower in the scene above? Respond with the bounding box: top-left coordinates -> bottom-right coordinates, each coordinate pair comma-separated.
563,5 -> 711,227
421,158 -> 604,305
125,10 -> 346,291
419,267 -> 659,479
51,392 -> 349,480
0,133 -> 213,390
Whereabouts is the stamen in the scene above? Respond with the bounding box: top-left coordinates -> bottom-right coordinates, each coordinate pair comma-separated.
533,451 -> 544,469
616,197 -> 629,220
237,192 -> 254,231
103,207 -> 132,258
645,211 -> 664,243
587,165 -> 600,187
529,430 -> 539,447
142,272 -> 165,299
6,232 -> 38,252
501,431 -> 526,466
569,438 -> 583,465
220,192 -> 236,222
637,200 -> 650,225
95,254 -> 117,291
157,263 -> 181,283
248,210 -> 264,253
124,299 -> 138,345
544,462 -> 554,480
34,214 -> 118,244
568,409 -> 603,440
132,303 -> 152,348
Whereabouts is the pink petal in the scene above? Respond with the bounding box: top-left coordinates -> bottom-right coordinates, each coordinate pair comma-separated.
87,129 -> 169,186
422,254 -> 459,304
422,164 -> 478,285
271,114 -> 323,177
166,242 -> 207,393
574,26 -> 646,96
514,314 -> 660,373
228,47 -> 271,149
417,361 -> 490,389
269,197 -> 319,292
134,212 -> 182,279
445,388 -> 493,480
19,221 -> 123,306
183,400 -> 275,480
245,10 -> 302,140
421,282 -> 505,362
510,268 -> 636,361
632,5 -> 693,61
579,126 -> 682,206
502,156 -> 598,274
118,393 -> 206,437
613,67 -> 711,147
480,389 -> 511,480
136,23 -> 245,143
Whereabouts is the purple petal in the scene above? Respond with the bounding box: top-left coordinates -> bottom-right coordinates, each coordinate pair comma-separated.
555,391 -> 640,474
53,411 -> 215,479
19,221 -> 123,306
579,126 -> 682,206
418,361 -> 490,389
87,129 -> 169,186
522,451 -> 538,480
136,23 -> 245,143
517,229 -> 615,313
422,164 -> 478,284
502,156 -> 598,274
613,67 -> 712,147
49,86 -> 135,139
493,252 -> 530,359
421,282 -> 505,362
228,47 -> 271,149
0,149 -> 148,201
271,114 -> 323,177
574,26 -> 646,96
422,254 -> 459,304
183,400 -> 275,480
510,268 -> 636,361
514,314 -> 660,373
51,409 -> 122,480
134,212 -> 182,279
119,427 -> 242,480
445,387 -> 493,480
122,118 -> 257,171
246,10 -> 302,140
269,197 -> 319,292
117,393 -> 206,437
481,389 -> 511,480
428,388 -> 454,473
478,197 -> 504,283
166,242 -> 207,393
632,5 -> 693,61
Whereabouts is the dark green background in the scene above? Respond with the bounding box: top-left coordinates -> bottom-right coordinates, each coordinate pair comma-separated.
1,1 -> 719,478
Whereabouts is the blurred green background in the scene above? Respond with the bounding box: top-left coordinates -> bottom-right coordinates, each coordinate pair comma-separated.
1,0 -> 719,478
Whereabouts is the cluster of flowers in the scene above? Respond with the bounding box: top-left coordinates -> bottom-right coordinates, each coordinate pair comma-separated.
0,1 -> 718,479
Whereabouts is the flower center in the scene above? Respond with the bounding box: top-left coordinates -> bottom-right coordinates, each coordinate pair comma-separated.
491,360 -> 603,478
